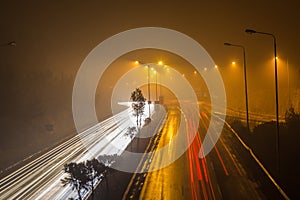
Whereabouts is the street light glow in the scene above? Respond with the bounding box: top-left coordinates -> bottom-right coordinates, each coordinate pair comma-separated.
224,41 -> 249,131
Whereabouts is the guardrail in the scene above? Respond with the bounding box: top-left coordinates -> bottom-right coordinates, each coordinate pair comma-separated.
214,114 -> 290,200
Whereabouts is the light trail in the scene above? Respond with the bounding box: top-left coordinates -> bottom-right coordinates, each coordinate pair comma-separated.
135,104 -> 220,200
199,113 -> 229,176
0,105 -> 159,199
128,101 -> 289,200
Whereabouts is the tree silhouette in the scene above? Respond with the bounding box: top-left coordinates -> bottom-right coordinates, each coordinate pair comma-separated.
62,159 -> 108,200
86,158 -> 106,199
130,88 -> 146,127
61,162 -> 89,200
97,154 -> 117,193
124,127 -> 137,151
285,105 -> 300,129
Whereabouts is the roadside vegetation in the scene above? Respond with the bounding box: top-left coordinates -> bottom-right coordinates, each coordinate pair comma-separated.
229,106 -> 300,199
61,155 -> 117,200
130,88 -> 146,127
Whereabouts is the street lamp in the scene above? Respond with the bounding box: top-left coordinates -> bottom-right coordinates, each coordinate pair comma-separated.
143,64 -> 152,118
224,42 -> 250,131
153,70 -> 158,103
0,41 -> 16,47
135,61 -> 151,118
245,28 -> 280,177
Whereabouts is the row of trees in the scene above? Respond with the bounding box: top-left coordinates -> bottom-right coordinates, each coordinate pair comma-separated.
61,89 -> 146,199
61,156 -> 114,200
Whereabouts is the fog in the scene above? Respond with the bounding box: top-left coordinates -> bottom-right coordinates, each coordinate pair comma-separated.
0,1 -> 299,171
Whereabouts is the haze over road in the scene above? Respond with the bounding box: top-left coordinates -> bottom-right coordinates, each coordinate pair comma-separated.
123,104 -> 285,200
0,106 -> 162,200
0,102 -> 288,199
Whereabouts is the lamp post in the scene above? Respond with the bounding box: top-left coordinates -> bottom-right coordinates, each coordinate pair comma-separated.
224,42 -> 250,131
135,61 -> 164,116
154,70 -> 158,103
135,61 -> 151,118
0,41 -> 16,47
245,28 -> 280,177
147,65 -> 151,118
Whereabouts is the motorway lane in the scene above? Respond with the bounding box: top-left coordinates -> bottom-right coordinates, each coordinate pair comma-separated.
199,111 -> 269,199
200,105 -> 287,199
125,102 -> 285,200
0,101 -> 285,199
129,105 -> 221,200
138,107 -> 194,200
0,107 -> 157,199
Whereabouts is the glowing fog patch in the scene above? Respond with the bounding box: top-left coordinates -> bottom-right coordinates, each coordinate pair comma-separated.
72,27 -> 227,172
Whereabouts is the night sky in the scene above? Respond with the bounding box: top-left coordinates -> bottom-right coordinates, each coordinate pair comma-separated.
0,1 -> 299,169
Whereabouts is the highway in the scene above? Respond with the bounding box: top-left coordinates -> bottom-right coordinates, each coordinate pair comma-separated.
137,106 -> 217,200
0,105 -> 164,200
123,104 -> 287,200
0,102 -> 288,200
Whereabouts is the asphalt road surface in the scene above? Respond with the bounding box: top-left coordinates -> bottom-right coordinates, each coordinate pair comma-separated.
0,103 -> 288,199
123,104 -> 286,200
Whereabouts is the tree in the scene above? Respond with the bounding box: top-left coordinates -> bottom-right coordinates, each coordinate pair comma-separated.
62,159 -> 107,200
86,158 -> 106,199
124,127 -> 137,151
130,88 -> 146,127
97,154 -> 117,166
61,162 -> 89,200
97,154 -> 117,192
285,105 -> 300,129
